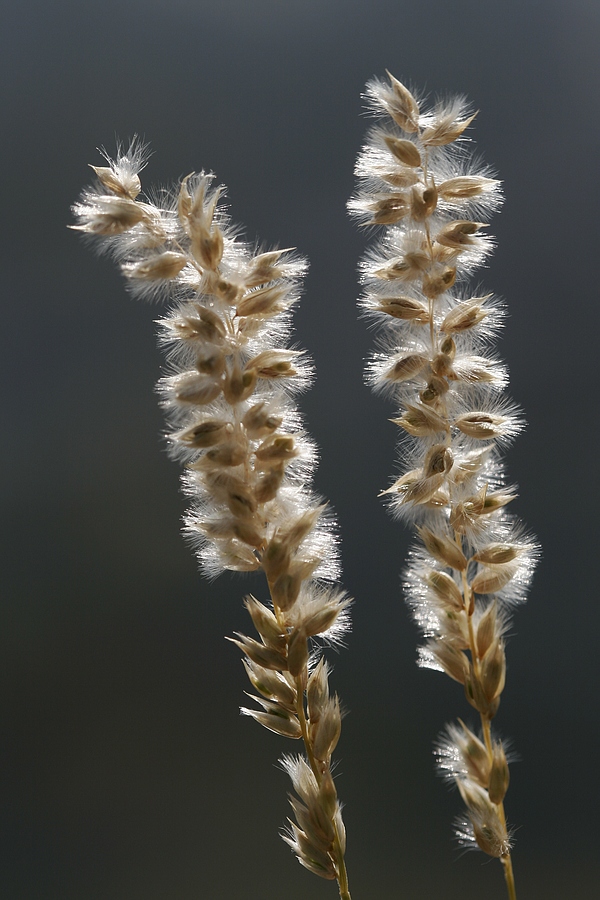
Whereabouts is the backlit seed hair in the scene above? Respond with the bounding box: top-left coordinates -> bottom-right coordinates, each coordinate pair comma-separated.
72,144 -> 353,900
349,73 -> 538,900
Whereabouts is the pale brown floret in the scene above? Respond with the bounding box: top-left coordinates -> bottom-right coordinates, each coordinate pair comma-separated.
244,597 -> 286,649
243,707 -> 302,739
473,543 -> 521,565
418,526 -> 468,570
223,364 -> 257,404
375,295 -> 430,322
242,401 -> 282,438
247,349 -> 300,379
380,168 -> 420,188
384,135 -> 422,167
427,570 -> 464,609
455,720 -> 491,788
430,641 -> 470,684
174,419 -> 232,449
90,164 -> 141,199
380,71 -> 420,132
245,248 -> 296,288
254,465 -> 285,503
172,372 -> 223,405
236,283 -> 288,317
243,660 -> 297,709
457,781 -> 509,857
384,353 -> 429,383
312,696 -> 341,762
384,469 -> 445,507
164,305 -> 226,344
435,220 -> 487,250
287,628 -> 309,677
421,110 -> 478,147
124,251 -> 188,281
471,563 -> 516,595
488,741 -> 510,804
480,639 -> 506,704
254,434 -> 298,467
366,194 -> 410,225
71,195 -> 147,235
391,403 -> 447,436
438,176 -> 499,201
475,601 -> 498,658
455,412 -> 510,440
450,488 -> 516,533
374,247 -> 430,282
229,634 -> 288,671
307,659 -> 330,724
422,266 -> 457,299
410,183 -> 438,220
440,296 -> 492,333
451,356 -> 505,386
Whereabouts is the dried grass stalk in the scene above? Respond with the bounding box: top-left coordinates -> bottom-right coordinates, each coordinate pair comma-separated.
349,72 -> 538,900
73,146 -> 352,899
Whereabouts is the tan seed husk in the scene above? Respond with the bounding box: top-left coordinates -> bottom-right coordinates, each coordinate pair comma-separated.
376,296 -> 430,321
431,640 -> 470,684
245,596 -> 286,650
384,136 -> 422,167
488,742 -> 510,804
391,403 -> 447,436
410,183 -> 438,220
126,251 -> 188,281
90,164 -> 141,199
422,266 -> 456,298
173,373 -> 222,405
384,353 -> 429,383
244,709 -> 302,739
455,412 -> 507,439
441,295 -> 492,333
421,111 -> 478,146
242,402 -> 282,438
473,543 -> 520,565
236,283 -> 287,317
475,602 -> 498,659
471,564 -> 516,595
457,720 -> 491,787
254,435 -> 297,465
228,634 -> 288,671
254,464 -> 285,503
384,71 -> 420,131
480,640 -> 506,703
271,572 -> 302,612
175,419 -> 231,448
428,570 -> 464,609
418,526 -> 468,570
287,628 -> 309,678
223,365 -> 257,404
438,176 -> 497,200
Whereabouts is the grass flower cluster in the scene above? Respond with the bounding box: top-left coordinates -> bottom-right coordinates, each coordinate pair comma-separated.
72,146 -> 352,898
349,72 -> 537,899
72,72 -> 536,900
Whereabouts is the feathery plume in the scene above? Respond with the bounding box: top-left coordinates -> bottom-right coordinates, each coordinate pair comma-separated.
350,73 -> 538,900
72,141 -> 352,899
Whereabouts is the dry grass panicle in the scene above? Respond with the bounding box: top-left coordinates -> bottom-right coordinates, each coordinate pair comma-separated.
349,72 -> 538,900
73,148 -> 353,899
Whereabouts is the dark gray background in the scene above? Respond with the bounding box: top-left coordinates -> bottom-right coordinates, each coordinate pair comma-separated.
2,1 -> 598,898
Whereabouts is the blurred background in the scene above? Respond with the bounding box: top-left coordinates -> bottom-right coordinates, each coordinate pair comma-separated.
2,1 -> 599,897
